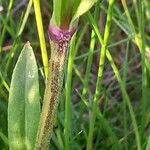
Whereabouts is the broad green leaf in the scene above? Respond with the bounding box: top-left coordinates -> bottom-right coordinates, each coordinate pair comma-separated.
71,0 -> 98,24
8,42 -> 40,150
146,136 -> 150,150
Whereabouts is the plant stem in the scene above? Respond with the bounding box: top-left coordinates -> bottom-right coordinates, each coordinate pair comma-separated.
88,10 -> 141,150
106,50 -> 142,150
64,34 -> 76,150
139,0 -> 147,143
33,0 -> 48,78
17,0 -> 33,36
79,3 -> 99,125
86,0 -> 115,149
1,0 -> 33,74
78,30 -> 96,126
35,41 -> 67,149
122,41 -> 129,150
120,0 -> 136,36
0,0 -> 13,52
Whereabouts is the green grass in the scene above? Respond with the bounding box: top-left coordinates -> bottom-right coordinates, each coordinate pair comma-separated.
0,0 -> 150,149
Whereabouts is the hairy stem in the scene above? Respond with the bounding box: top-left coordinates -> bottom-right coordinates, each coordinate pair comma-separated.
35,25 -> 75,149
35,41 -> 66,149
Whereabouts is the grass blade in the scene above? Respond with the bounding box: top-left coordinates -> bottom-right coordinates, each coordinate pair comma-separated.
0,0 -> 13,52
146,136 -> 150,150
64,33 -> 76,150
33,0 -> 48,78
86,0 -> 116,149
87,5 -> 141,150
71,0 -> 98,24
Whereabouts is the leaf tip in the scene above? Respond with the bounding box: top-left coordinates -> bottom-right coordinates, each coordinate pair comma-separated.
25,41 -> 31,49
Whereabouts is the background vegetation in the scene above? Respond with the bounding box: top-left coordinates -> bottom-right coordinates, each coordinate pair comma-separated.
0,0 -> 150,149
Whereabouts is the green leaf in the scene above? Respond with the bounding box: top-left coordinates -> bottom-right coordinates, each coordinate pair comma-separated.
51,0 -> 98,28
8,42 -> 40,150
72,0 -> 82,15
146,136 -> 150,150
71,0 -> 98,24
60,0 -> 75,28
51,0 -> 62,26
